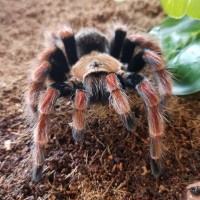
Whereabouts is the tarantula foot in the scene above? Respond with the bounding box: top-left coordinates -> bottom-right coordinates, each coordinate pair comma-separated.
72,129 -> 84,142
150,158 -> 163,178
32,165 -> 43,182
120,113 -> 136,131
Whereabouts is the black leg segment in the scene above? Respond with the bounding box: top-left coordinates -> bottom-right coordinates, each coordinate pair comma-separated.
49,81 -> 83,97
110,29 -> 127,59
120,38 -> 136,64
150,158 -> 163,178
125,73 -> 144,89
32,165 -> 43,182
127,51 -> 146,73
49,47 -> 69,82
62,35 -> 78,66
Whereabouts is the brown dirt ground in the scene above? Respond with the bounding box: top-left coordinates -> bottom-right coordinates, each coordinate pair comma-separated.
0,0 -> 200,199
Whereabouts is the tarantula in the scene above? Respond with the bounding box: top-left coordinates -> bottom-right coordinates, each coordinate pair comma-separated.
27,24 -> 172,182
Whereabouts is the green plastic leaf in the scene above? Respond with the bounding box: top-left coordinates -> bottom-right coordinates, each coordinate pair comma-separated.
150,16 -> 200,95
186,0 -> 200,19
160,0 -> 200,20
160,0 -> 187,18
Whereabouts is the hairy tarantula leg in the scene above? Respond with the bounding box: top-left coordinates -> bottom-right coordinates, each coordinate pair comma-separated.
120,38 -> 136,64
28,62 -> 51,114
48,47 -> 70,82
130,34 -> 162,55
137,80 -> 164,177
59,28 -> 78,66
32,88 -> 60,182
110,25 -> 127,59
126,34 -> 163,71
125,73 -> 164,177
27,48 -> 56,115
27,45 -> 69,117
136,81 -> 164,152
72,89 -> 87,142
143,50 -> 172,104
106,73 -> 136,131
127,50 -> 172,104
120,33 -> 160,64
125,35 -> 172,103
32,81 -> 76,182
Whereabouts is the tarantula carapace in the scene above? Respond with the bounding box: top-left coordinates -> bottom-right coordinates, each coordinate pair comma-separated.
27,25 -> 172,182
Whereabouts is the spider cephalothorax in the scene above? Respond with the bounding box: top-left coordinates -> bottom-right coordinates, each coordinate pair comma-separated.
27,25 -> 172,182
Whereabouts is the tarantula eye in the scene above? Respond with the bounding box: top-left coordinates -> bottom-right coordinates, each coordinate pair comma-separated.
89,61 -> 102,68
